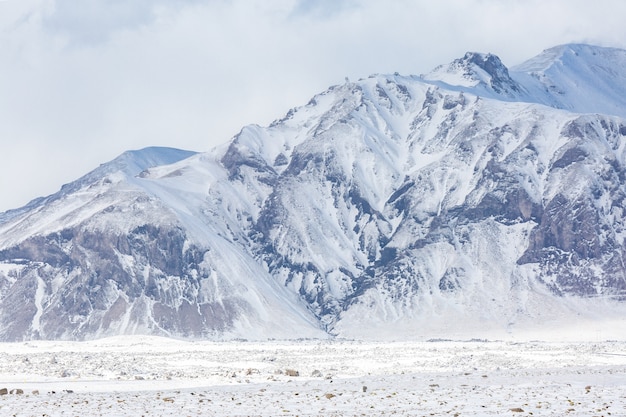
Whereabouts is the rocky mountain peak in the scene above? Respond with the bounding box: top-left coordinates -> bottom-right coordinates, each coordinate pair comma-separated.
423,50 -> 522,96
461,52 -> 519,92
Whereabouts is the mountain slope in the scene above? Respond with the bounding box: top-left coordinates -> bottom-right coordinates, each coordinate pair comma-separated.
2,44 -> 626,341
511,43 -> 626,117
0,148 -> 325,340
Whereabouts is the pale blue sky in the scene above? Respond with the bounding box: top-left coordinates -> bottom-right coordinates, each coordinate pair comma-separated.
1,0 -> 626,211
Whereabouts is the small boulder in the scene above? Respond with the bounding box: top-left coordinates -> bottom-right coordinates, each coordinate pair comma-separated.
0,388 -> 7,395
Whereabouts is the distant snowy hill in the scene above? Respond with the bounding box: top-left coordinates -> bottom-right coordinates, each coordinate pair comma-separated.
2,44 -> 626,341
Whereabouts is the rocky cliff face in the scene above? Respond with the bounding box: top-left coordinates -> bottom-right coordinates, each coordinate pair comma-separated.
2,44 -> 626,341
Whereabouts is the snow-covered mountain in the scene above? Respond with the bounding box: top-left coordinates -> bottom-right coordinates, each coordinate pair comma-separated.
2,43 -> 626,341
424,44 -> 626,118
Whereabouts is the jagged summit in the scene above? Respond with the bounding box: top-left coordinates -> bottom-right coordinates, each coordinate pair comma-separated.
461,52 -> 519,93
423,50 -> 522,96
2,44 -> 626,341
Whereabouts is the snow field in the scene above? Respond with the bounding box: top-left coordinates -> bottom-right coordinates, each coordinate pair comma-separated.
0,336 -> 625,416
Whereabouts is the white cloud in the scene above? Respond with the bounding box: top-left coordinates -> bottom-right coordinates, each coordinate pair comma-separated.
1,0 -> 626,211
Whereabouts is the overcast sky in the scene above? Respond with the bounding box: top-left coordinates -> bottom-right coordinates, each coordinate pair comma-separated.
2,0 -> 626,212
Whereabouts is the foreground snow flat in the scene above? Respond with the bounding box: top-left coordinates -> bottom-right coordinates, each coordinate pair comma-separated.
0,336 -> 625,416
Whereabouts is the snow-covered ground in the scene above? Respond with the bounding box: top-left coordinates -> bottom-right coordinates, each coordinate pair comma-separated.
0,335 -> 625,416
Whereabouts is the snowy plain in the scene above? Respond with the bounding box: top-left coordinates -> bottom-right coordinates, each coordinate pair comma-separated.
0,333 -> 625,416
